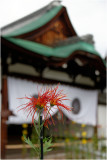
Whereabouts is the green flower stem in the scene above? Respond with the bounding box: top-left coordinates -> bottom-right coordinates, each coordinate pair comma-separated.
23,108 -> 53,159
42,107 -> 52,127
40,115 -> 43,159
39,110 -> 41,158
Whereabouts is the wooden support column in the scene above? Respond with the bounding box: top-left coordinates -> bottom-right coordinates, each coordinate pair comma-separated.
1,76 -> 13,159
1,76 -> 8,159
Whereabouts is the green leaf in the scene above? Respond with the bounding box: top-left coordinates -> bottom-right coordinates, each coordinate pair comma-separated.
23,134 -> 39,155
43,137 -> 53,153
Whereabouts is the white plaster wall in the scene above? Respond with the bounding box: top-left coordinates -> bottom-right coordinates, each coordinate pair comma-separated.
8,63 -> 39,76
97,104 -> 107,138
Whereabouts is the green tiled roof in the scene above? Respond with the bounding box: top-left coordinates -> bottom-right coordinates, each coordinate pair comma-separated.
2,4 -> 105,66
5,37 -> 101,59
4,5 -> 62,37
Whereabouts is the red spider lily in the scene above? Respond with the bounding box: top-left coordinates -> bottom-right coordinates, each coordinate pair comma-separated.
43,84 -> 71,127
48,84 -> 71,122
18,84 -> 71,128
18,87 -> 50,124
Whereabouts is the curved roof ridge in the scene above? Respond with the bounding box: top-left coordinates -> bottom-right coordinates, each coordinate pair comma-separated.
54,34 -> 94,47
4,37 -> 101,59
1,1 -> 62,36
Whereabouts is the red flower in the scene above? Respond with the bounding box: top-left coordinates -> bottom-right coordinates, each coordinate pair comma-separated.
49,84 -> 71,120
18,87 -> 50,124
18,84 -> 71,128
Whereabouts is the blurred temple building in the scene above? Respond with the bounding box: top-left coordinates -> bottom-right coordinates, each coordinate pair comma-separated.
1,1 -> 106,159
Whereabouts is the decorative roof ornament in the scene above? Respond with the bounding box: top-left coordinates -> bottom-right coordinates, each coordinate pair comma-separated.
50,0 -> 62,6
46,0 -> 62,11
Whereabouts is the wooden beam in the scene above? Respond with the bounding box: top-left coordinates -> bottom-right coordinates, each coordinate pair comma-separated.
5,140 -> 92,150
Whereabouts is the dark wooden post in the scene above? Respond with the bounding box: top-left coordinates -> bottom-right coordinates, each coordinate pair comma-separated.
1,76 -> 8,159
1,76 -> 13,159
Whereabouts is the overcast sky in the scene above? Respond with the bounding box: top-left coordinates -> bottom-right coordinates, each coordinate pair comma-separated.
0,0 -> 107,58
